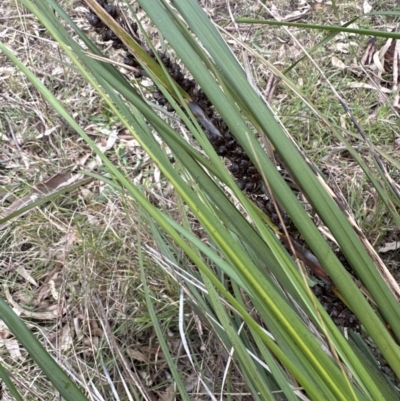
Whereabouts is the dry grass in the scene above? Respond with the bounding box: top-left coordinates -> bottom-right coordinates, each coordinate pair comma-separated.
0,1 -> 243,399
1,0 -> 400,399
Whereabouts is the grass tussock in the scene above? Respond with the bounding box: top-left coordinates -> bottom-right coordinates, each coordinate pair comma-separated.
1,0 -> 400,399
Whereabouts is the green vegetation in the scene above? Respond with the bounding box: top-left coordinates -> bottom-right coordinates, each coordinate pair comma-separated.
1,0 -> 400,399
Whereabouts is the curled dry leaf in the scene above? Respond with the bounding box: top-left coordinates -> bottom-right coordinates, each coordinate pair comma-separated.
361,37 -> 376,65
364,36 -> 400,109
95,129 -> 119,166
16,265 -> 38,287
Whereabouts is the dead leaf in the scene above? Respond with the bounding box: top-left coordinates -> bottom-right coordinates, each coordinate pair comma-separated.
5,287 -> 64,320
16,266 -> 38,287
0,319 -> 13,341
183,373 -> 200,393
126,348 -> 150,363
335,42 -> 358,53
5,339 -> 22,360
269,4 -> 281,20
0,172 -> 87,230
49,231 -> 78,262
373,38 -> 393,73
35,172 -> 76,194
59,324 -> 74,351
74,316 -> 84,341
0,67 -> 16,81
361,37 -> 376,65
158,383 -> 176,401
283,8 -> 311,22
332,56 -> 346,69
0,193 -> 40,230
347,82 -> 392,93
95,129 -> 119,165
363,0 -> 372,13
379,242 -> 400,253
51,66 -> 64,76
37,269 -> 62,303
36,126 -> 58,139
49,279 -> 60,301
340,114 -> 347,129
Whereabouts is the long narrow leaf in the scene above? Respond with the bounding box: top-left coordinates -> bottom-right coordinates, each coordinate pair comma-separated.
0,299 -> 89,401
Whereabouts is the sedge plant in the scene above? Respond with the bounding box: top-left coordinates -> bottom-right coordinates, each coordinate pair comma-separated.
0,0 -> 399,399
